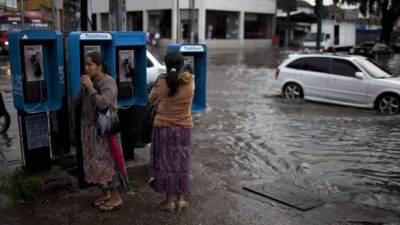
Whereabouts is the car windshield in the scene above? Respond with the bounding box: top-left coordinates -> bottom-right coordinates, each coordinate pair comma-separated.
354,58 -> 393,78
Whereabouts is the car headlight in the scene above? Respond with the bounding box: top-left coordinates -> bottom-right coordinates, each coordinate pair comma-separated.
4,41 -> 8,46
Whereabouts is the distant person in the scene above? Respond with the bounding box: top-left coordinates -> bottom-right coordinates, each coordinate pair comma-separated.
148,52 -> 195,212
207,24 -> 213,39
75,51 -> 127,212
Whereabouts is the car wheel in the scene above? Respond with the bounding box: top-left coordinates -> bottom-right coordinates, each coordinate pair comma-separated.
283,83 -> 303,100
377,94 -> 400,114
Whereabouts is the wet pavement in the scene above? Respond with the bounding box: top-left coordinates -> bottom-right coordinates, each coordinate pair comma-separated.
0,48 -> 400,224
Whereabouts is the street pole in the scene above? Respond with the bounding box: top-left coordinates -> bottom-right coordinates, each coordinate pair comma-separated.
188,0 -> 194,43
316,0 -> 323,50
20,0 -> 24,29
285,9 -> 290,48
81,0 -> 88,31
176,0 -> 180,43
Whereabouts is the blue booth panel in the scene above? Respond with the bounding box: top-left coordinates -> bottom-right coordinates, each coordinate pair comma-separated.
167,44 -> 207,112
67,32 -> 115,104
8,30 -> 64,113
112,32 -> 147,106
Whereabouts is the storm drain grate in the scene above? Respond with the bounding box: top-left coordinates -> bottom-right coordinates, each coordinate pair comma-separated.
243,179 -> 325,211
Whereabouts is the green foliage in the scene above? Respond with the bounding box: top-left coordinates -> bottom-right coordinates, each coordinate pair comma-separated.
0,167 -> 45,205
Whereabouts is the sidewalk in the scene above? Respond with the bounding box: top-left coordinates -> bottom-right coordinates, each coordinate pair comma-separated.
0,145 -> 399,225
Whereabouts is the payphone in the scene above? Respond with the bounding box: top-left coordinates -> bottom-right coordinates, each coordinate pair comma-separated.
68,32 -> 115,186
167,44 -> 207,112
9,30 -> 65,173
9,30 -> 64,112
68,32 -> 115,101
112,32 -> 147,106
111,32 -> 147,160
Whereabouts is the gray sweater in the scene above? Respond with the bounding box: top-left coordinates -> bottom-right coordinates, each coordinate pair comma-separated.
75,74 -> 118,126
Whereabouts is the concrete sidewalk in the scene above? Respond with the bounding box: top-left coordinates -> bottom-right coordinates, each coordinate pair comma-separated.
0,144 -> 399,225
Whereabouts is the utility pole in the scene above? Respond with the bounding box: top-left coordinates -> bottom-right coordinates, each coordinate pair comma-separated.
188,0 -> 194,43
20,0 -> 24,29
316,0 -> 323,50
176,0 -> 180,42
81,0 -> 88,31
110,0 -> 127,31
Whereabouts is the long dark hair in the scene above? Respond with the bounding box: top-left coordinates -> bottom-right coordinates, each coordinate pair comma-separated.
85,51 -> 108,74
164,52 -> 184,97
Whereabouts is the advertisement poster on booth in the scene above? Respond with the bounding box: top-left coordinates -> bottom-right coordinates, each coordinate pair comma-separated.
23,45 -> 44,82
83,45 -> 101,57
184,56 -> 194,74
118,50 -> 134,82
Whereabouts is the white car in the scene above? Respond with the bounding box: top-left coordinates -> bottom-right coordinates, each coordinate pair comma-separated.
274,54 -> 400,114
146,50 -> 166,87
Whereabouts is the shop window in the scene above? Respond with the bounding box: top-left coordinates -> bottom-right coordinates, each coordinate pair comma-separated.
244,13 -> 272,39
148,10 -> 171,39
206,10 -> 239,39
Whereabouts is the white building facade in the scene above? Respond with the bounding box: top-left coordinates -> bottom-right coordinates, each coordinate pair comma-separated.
89,0 -> 277,48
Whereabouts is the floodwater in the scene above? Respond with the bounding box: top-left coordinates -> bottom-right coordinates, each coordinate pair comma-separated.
192,48 -> 400,212
0,49 -> 400,213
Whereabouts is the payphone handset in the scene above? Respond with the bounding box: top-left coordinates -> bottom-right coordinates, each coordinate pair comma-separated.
117,49 -> 135,99
22,45 -> 47,104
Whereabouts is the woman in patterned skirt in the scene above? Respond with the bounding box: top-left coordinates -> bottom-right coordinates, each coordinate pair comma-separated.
75,51 -> 127,212
149,51 -> 195,212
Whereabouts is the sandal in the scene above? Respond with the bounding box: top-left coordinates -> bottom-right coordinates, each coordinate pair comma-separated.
159,202 -> 175,212
98,200 -> 123,212
92,196 -> 111,207
176,201 -> 189,212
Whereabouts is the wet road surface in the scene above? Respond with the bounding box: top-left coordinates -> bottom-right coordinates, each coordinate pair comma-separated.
0,49 -> 400,214
192,49 -> 400,212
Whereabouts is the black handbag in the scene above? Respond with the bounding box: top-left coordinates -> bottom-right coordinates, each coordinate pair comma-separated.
140,105 -> 156,144
96,108 -> 121,137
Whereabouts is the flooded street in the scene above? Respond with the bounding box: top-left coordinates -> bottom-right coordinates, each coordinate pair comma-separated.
1,48 -> 400,214
192,48 -> 400,212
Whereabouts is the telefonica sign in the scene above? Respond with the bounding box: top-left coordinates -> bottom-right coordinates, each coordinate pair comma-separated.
180,45 -> 204,52
80,33 -> 112,40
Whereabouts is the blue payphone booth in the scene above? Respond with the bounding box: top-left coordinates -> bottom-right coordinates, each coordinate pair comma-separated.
167,44 -> 207,112
112,32 -> 147,160
8,30 -> 65,173
9,30 -> 64,112
68,32 -> 115,102
68,32 -> 115,186
111,31 -> 147,106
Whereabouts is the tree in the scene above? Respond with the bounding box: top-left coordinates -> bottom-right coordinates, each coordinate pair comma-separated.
333,0 -> 400,44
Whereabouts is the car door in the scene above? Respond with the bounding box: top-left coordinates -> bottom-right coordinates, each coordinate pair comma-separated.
291,57 -> 330,99
327,58 -> 369,105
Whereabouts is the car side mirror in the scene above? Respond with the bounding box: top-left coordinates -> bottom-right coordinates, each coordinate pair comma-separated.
355,72 -> 365,79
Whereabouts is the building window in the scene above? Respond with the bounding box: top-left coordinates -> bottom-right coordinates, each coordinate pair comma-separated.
244,13 -> 272,39
148,10 -> 172,38
127,11 -> 143,31
100,13 -> 109,31
206,10 -> 239,39
91,13 -> 97,31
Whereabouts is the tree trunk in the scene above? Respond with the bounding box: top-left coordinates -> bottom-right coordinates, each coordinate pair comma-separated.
109,0 -> 127,31
63,0 -> 80,37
